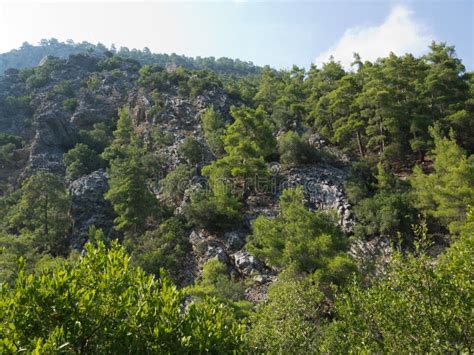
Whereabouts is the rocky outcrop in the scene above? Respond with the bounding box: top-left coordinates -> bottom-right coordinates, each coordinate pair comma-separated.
69,169 -> 115,249
242,163 -> 354,232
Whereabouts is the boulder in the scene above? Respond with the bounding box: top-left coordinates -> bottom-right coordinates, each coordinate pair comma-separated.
232,251 -> 263,276
69,169 -> 114,249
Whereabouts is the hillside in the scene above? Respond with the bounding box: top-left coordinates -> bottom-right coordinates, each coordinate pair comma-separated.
0,40 -> 472,352
0,39 -> 262,76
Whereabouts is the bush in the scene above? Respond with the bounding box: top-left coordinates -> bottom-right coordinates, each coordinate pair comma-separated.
129,217 -> 191,280
0,241 -> 246,353
79,122 -> 114,153
178,137 -> 204,165
63,143 -> 105,181
322,233 -> 473,353
353,190 -> 417,240
184,190 -> 242,231
248,272 -> 326,353
63,98 -> 78,112
160,164 -> 195,205
186,258 -> 252,319
201,107 -> 225,156
52,80 -> 74,97
278,130 -> 319,167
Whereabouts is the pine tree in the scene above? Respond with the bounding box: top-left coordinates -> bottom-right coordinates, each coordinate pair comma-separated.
411,126 -> 474,234
103,108 -> 157,238
7,171 -> 70,255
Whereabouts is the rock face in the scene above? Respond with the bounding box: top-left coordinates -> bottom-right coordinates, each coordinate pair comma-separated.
0,50 -> 358,301
283,164 -> 354,232
242,163 -> 354,233
69,169 -> 115,248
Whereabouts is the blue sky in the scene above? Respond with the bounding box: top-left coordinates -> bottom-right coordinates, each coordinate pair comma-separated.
0,1 -> 472,70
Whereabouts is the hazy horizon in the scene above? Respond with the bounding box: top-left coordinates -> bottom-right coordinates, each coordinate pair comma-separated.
0,1 -> 472,70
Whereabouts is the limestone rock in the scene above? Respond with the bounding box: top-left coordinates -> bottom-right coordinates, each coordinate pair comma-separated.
69,169 -> 114,249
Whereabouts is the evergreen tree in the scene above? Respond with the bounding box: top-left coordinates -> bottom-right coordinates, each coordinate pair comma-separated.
201,106 -> 226,156
7,171 -> 70,255
247,187 -> 355,280
103,108 -> 157,238
411,127 -> 474,234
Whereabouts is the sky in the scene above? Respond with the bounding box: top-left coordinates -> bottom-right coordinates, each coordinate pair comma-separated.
0,0 -> 473,70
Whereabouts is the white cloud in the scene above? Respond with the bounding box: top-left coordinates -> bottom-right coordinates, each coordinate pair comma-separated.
315,5 -> 433,68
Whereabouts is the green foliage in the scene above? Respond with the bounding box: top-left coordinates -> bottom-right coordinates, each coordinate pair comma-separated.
353,190 -> 417,240
248,272 -> 326,353
201,107 -> 226,156
62,98 -> 78,112
6,171 -> 70,256
103,108 -> 158,237
202,106 -> 275,197
0,241 -> 246,353
322,233 -> 473,353
2,95 -> 32,115
160,164 -> 195,205
63,143 -> 105,181
247,187 -> 355,281
52,80 -> 75,97
129,217 -> 191,280
411,127 -> 474,234
184,190 -> 242,231
150,126 -> 175,148
278,130 -> 318,167
139,65 -> 222,97
0,134 -> 24,168
178,137 -> 204,165
186,258 -> 251,318
78,122 -> 114,153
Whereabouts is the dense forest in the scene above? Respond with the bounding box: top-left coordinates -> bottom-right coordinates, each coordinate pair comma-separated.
0,40 -> 472,353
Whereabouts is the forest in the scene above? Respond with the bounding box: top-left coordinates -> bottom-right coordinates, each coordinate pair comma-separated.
0,40 -> 472,353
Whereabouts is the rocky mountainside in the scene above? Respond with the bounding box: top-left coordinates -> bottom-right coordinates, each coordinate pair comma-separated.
0,52 -> 362,294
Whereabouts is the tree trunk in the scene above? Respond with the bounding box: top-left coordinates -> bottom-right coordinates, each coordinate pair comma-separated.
356,131 -> 365,157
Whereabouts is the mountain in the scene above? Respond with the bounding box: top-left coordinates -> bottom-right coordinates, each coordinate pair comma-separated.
0,38 -> 262,76
0,42 -> 472,353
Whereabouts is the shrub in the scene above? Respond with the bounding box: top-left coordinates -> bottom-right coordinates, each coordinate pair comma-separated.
183,190 -> 242,231
178,137 -> 204,165
248,272 -> 326,353
63,98 -> 78,112
0,241 -> 246,353
186,258 -> 252,318
278,130 -> 319,167
201,107 -> 225,156
63,143 -> 105,181
129,217 -> 191,280
160,164 -> 195,205
322,233 -> 474,353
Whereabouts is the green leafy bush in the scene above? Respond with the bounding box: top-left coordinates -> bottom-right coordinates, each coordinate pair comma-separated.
63,143 -> 105,181
129,217 -> 191,280
278,130 -> 319,167
249,272 -> 326,353
186,258 -> 252,318
201,107 -> 226,156
160,164 -> 195,205
322,233 -> 473,353
178,137 -> 204,165
0,241 -> 246,353
63,98 -> 78,112
184,190 -> 242,231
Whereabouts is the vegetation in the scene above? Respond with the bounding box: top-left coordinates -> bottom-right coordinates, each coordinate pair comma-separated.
63,143 -> 105,181
0,40 -> 472,353
0,241 -> 245,353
